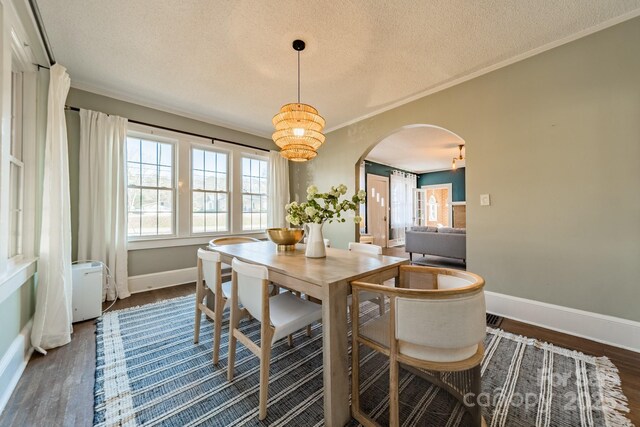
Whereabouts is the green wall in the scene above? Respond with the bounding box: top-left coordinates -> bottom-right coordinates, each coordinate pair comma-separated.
0,278 -> 35,356
290,18 -> 640,322
417,168 -> 466,202
65,88 -> 276,276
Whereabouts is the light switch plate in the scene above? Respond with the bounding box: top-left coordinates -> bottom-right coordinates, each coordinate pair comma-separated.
480,194 -> 491,206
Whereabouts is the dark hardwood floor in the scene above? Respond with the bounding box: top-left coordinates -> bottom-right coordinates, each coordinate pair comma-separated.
1,254 -> 638,426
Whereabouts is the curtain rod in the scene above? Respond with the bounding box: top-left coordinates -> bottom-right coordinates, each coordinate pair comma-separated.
64,105 -> 270,153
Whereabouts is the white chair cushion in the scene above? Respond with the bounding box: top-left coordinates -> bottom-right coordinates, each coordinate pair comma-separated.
360,312 -> 480,363
269,292 -> 322,342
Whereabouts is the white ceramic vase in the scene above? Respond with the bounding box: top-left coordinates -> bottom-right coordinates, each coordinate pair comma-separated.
304,222 -> 326,258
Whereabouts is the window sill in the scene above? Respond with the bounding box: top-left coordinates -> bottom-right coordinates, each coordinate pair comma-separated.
127,232 -> 267,250
0,257 -> 38,305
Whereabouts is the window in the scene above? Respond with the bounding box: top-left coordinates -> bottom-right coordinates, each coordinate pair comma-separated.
428,195 -> 438,221
241,157 -> 268,231
8,71 -> 24,259
126,136 -> 175,237
191,148 -> 228,233
124,123 -> 271,248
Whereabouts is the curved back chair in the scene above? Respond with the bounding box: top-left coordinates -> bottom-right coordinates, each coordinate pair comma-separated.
351,265 -> 486,427
227,258 -> 322,420
209,236 -> 260,247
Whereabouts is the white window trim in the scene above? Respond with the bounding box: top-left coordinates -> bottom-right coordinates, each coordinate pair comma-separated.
126,123 -> 269,250
189,144 -> 231,236
240,154 -> 269,232
126,132 -> 178,240
0,1 -> 41,286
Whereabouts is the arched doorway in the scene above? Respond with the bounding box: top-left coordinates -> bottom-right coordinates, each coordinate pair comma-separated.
355,124 -> 466,249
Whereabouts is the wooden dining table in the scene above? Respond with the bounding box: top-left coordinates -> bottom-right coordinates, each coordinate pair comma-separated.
209,240 -> 409,426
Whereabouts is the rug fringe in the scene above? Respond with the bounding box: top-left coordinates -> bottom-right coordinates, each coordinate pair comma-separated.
488,327 -> 633,427
595,356 -> 633,427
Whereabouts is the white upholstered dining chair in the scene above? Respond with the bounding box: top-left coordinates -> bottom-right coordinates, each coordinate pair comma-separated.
194,237 -> 264,364
227,258 -> 323,421
347,242 -> 385,316
351,265 -> 486,427
193,249 -> 233,364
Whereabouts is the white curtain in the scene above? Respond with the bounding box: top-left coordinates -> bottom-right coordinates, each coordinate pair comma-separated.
390,170 -> 417,245
31,64 -> 73,353
78,109 -> 130,301
267,150 -> 289,228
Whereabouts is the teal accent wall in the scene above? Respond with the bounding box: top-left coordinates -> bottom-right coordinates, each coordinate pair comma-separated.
417,168 -> 466,202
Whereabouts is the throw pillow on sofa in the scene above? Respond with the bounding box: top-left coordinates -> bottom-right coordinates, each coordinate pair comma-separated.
438,227 -> 466,234
410,226 -> 438,232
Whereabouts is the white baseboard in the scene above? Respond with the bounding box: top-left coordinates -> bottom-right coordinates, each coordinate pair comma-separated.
485,291 -> 640,353
128,267 -> 197,294
0,319 -> 33,415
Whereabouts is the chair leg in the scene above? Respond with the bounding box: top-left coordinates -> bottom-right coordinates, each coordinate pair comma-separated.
259,331 -> 274,421
227,302 -> 239,381
376,296 -> 384,316
389,358 -> 400,427
287,334 -> 293,347
212,296 -> 225,365
194,283 -> 203,344
469,365 -> 484,427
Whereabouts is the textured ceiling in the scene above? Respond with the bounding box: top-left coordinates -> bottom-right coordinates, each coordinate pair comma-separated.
366,126 -> 465,173
38,0 -> 640,137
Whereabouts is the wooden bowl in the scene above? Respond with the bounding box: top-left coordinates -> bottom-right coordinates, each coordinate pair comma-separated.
266,228 -> 305,251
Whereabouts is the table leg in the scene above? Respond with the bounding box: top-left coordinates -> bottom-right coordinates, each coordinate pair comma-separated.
322,280 -> 350,426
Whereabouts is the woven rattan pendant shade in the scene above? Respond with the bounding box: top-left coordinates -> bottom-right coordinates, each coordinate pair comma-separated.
272,40 -> 325,162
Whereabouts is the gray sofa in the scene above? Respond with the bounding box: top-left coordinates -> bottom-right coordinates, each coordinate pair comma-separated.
405,226 -> 466,262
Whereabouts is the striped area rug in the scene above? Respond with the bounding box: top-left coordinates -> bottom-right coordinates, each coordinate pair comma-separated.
94,296 -> 632,426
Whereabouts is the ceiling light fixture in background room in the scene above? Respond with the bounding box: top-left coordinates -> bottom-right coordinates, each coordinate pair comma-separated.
452,144 -> 464,170
272,39 -> 325,162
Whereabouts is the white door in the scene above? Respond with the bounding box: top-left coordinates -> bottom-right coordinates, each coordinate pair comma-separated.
367,174 -> 389,248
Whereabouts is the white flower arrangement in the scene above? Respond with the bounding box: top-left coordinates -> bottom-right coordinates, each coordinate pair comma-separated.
285,184 -> 366,226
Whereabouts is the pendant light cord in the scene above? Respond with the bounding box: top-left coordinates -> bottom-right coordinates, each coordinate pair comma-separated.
297,50 -> 301,103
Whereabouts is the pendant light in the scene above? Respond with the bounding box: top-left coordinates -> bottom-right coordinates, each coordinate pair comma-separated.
272,40 -> 325,162
452,144 -> 464,170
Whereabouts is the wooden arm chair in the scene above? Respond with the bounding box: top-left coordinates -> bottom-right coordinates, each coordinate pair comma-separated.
209,236 -> 260,247
351,265 -> 486,427
227,258 -> 322,421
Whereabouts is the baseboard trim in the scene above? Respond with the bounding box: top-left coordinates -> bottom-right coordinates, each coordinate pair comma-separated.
128,267 -> 197,294
485,291 -> 640,353
0,319 -> 33,415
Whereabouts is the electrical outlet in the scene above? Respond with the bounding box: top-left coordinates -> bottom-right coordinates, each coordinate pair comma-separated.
480,194 -> 491,206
